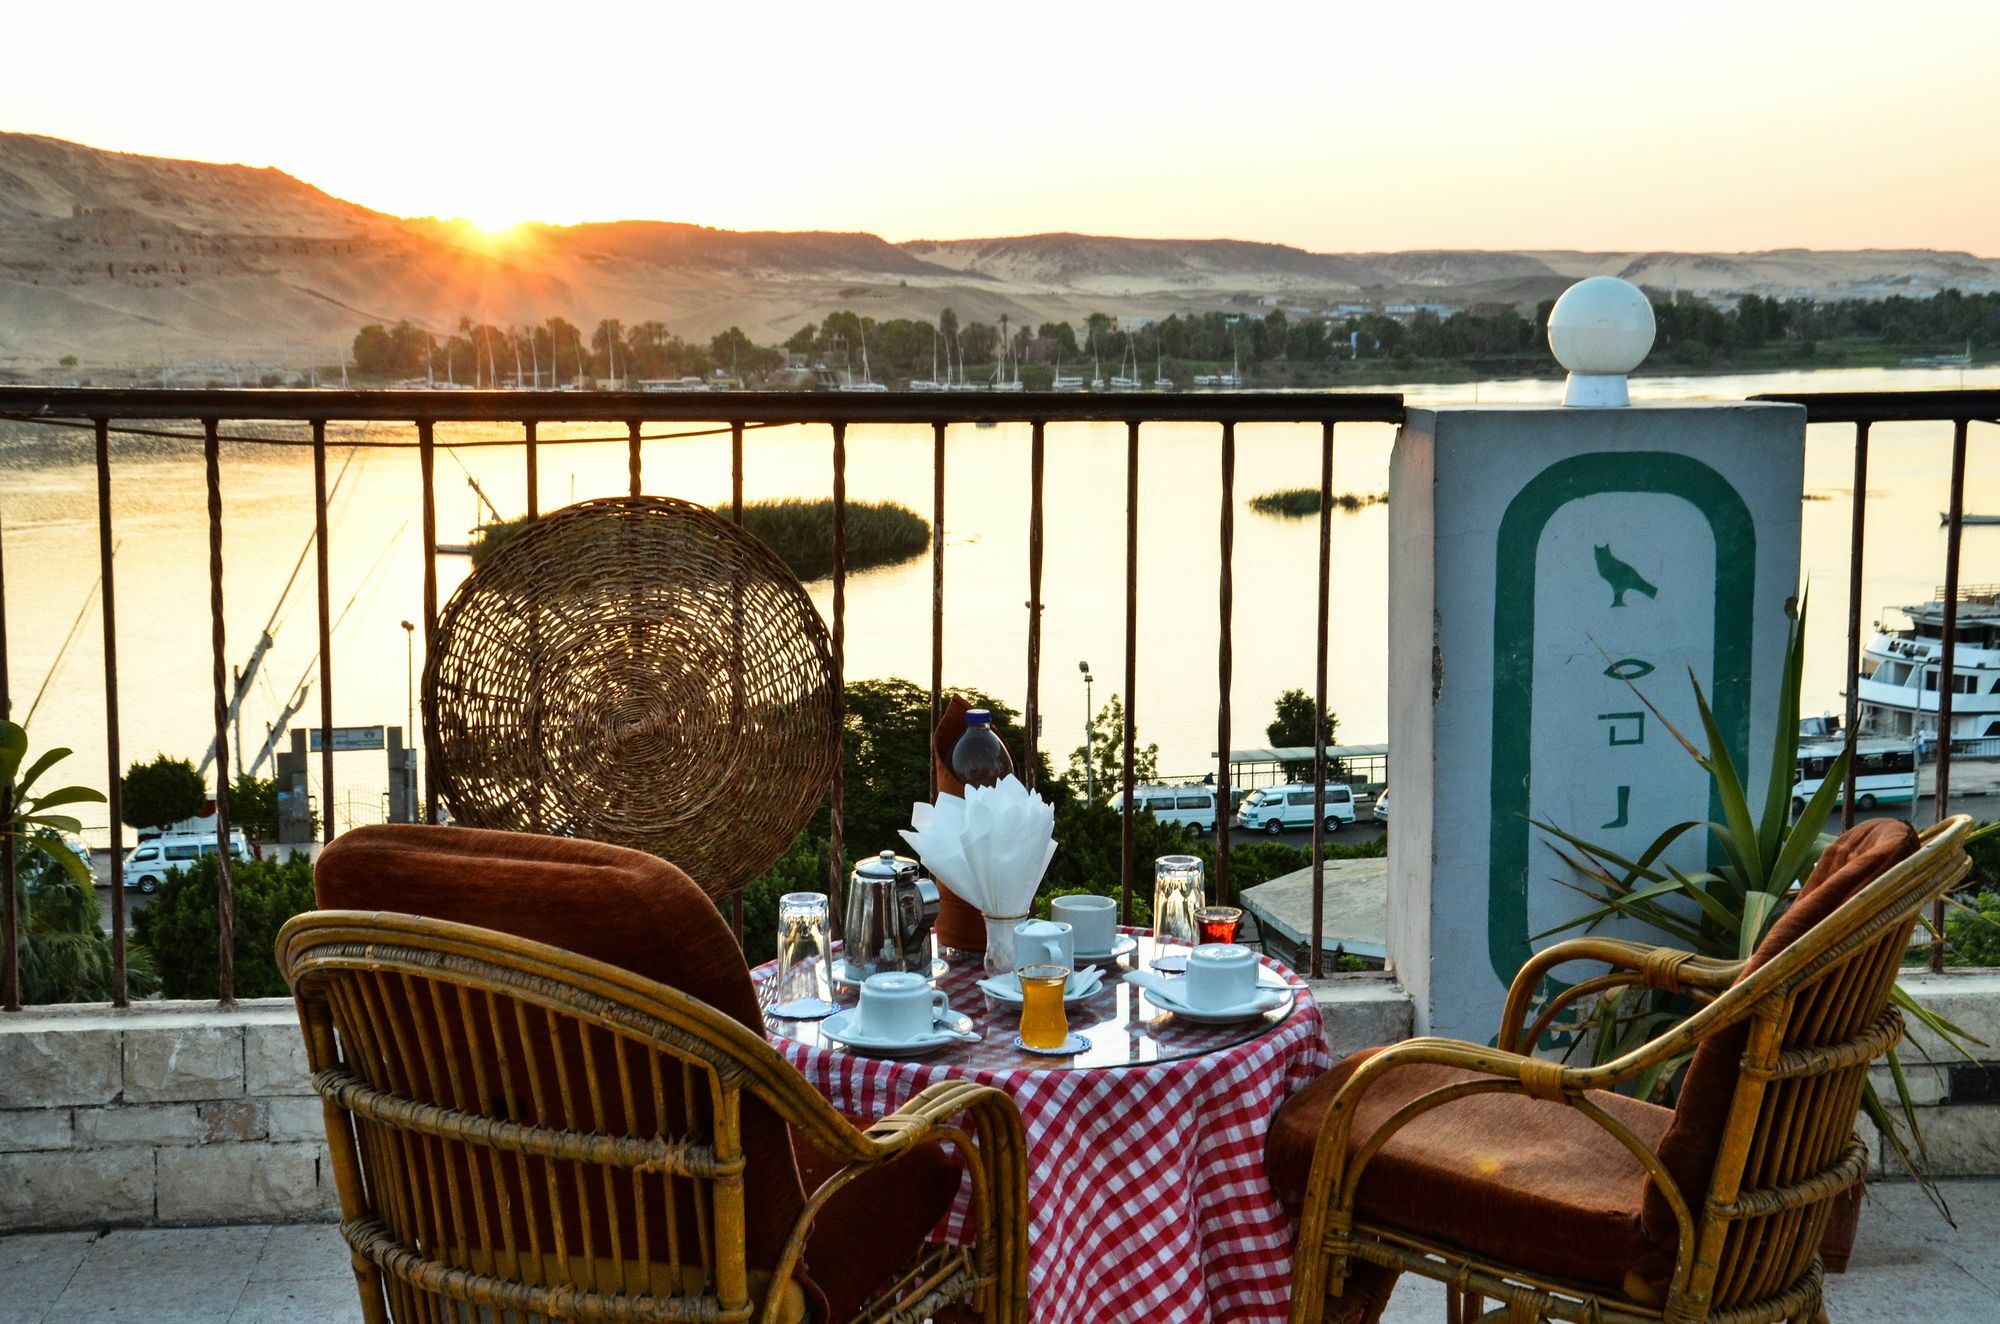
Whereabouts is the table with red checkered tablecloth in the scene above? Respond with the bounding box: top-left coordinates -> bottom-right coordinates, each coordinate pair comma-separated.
758,932 -> 1333,1323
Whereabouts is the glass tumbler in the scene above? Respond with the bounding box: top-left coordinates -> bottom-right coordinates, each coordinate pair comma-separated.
770,892 -> 837,1018
1152,854 -> 1206,955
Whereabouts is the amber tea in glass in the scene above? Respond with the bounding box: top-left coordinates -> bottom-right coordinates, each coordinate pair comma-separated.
1016,964 -> 1071,1050
1196,906 -> 1243,946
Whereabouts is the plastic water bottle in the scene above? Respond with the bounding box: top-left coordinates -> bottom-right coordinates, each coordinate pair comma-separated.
951,708 -> 1015,788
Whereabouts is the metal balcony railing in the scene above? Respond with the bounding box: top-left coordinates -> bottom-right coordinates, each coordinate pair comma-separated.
0,385 -> 1993,1008
0,387 -> 1403,1006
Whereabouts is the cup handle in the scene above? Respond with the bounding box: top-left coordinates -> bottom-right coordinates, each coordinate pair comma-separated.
931,991 -> 950,1022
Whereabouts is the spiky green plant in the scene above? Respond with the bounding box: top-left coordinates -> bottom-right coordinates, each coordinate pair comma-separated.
4,719 -> 158,1002
1534,599 -> 1976,1213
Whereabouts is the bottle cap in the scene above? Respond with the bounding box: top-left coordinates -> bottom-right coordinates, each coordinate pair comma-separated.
965,708 -> 993,726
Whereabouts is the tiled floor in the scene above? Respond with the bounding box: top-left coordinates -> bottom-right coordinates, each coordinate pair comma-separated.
3,1180 -> 1995,1321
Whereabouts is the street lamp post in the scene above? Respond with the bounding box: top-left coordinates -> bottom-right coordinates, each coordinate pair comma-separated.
1079,660 -> 1095,802
400,621 -> 416,736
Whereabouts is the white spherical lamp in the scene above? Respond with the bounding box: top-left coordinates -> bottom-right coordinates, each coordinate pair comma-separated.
1547,276 -> 1655,407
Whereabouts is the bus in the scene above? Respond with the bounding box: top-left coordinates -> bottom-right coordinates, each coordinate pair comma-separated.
1793,739 -> 1915,814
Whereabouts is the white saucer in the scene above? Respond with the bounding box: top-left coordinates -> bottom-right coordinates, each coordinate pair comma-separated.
819,1008 -> 973,1057
976,967 -> 1103,1005
1075,934 -> 1139,966
1139,982 -> 1292,1025
1011,1031 -> 1091,1057
832,957 -> 949,989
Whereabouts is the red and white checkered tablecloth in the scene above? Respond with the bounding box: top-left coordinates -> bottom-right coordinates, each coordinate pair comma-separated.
766,945 -> 1333,1323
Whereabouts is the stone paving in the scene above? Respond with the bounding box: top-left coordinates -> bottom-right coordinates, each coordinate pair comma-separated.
1,1180 -> 1994,1321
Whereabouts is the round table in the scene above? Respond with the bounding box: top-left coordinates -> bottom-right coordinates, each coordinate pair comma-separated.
757,931 -> 1333,1324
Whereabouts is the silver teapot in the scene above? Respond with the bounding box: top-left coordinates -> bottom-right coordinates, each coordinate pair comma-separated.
844,851 -> 934,979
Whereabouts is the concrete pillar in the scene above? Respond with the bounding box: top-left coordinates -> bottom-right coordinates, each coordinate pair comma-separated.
1386,402 -> 1805,1044
386,726 -> 417,825
273,730 -> 312,845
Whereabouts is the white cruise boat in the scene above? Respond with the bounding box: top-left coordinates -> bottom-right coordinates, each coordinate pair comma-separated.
1856,587 -> 2000,739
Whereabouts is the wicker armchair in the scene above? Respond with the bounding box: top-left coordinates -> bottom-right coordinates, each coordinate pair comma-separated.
1269,815 -> 1971,1324
280,826 -> 1027,1324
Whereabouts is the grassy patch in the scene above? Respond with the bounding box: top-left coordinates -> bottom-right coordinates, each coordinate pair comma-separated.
740,499 -> 930,579
1249,488 -> 1388,518
470,499 -> 930,581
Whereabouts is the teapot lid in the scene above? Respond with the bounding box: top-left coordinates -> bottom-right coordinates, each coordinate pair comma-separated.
854,850 -> 917,880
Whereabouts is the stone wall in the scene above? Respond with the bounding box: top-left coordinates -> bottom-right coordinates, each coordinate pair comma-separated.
0,971 -> 1989,1233
0,999 -> 337,1232
1863,971 -> 2000,1181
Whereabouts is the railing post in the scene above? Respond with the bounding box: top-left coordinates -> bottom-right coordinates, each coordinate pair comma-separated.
524,420 -> 539,519
628,419 -> 643,497
312,421 -> 335,845
931,420 -> 947,800
828,421 -> 847,936
202,419 -> 235,1005
1310,421 -> 1335,978
95,419 -> 129,1007
1841,421 -> 1870,833
418,419 -> 439,824
1215,421 -> 1236,903
1024,420 -> 1045,789
730,420 -> 745,942
1121,420 -> 1140,926
1933,416 -> 1969,972
0,502 -> 16,1011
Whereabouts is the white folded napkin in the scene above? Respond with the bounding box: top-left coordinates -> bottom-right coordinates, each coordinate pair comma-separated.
899,775 -> 1057,918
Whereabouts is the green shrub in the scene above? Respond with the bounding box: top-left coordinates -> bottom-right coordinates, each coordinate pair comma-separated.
133,852 -> 315,999
1946,892 -> 2000,968
15,854 -> 159,1004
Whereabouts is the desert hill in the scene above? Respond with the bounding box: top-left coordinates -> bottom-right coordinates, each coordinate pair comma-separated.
1,131 -> 1993,377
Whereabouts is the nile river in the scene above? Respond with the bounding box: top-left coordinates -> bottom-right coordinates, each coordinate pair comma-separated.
3,362 -> 1997,841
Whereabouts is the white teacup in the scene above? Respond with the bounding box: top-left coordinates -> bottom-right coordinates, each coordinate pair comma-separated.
1051,895 -> 1117,955
1184,944 -> 1258,1011
856,972 -> 950,1041
1013,919 -> 1074,971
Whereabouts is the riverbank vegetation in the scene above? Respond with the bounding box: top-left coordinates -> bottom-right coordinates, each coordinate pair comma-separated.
349,288 -> 1999,392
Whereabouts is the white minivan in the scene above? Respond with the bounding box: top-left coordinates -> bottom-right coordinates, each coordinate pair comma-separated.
122,831 -> 250,893
1235,783 -> 1357,834
1109,785 -> 1222,835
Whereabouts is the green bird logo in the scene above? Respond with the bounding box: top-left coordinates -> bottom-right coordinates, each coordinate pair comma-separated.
1594,544 -> 1658,607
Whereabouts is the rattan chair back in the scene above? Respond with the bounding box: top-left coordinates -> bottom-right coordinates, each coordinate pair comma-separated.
1685,815 -> 1970,1315
424,495 -> 837,903
277,909 -> 1024,1324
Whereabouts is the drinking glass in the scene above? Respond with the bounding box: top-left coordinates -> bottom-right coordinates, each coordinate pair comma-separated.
1016,964 -> 1071,1050
1152,854 -> 1206,956
1197,905 -> 1243,946
770,892 -> 837,1018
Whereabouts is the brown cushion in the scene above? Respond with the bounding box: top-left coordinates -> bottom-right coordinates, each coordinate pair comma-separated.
312,825 -> 820,1314
793,1119 -> 965,1322
1266,1050 -> 1676,1299
1643,817 -> 1918,1242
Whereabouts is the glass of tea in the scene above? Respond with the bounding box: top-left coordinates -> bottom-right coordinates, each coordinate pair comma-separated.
1196,905 -> 1243,946
1016,964 -> 1072,1050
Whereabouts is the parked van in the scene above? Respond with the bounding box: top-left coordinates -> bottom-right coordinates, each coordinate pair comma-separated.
1108,785 -> 1222,835
1235,783 -> 1357,834
122,831 -> 250,893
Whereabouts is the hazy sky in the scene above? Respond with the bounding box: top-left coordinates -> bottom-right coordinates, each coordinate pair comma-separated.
6,1 -> 1997,254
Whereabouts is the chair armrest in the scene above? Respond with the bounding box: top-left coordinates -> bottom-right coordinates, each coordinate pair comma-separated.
1499,937 -> 1743,1051
770,1081 -> 1028,1324
859,1079 -> 1023,1159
